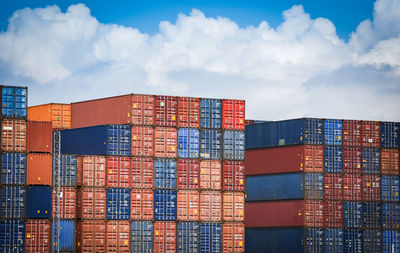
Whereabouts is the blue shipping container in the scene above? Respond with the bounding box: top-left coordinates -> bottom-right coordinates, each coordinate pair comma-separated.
305,228 -> 324,253
0,219 -> 25,252
154,158 -> 177,189
304,173 -> 324,200
1,86 -> 27,118
200,99 -> 221,129
0,186 -> 25,218
1,153 -> 26,185
382,203 -> 400,229
383,230 -> 400,253
382,175 -> 400,202
200,130 -> 222,160
53,155 -> 77,186
344,202 -> 362,228
363,230 -> 381,253
178,128 -> 200,158
324,119 -> 343,146
26,186 -> 51,219
344,229 -> 363,253
130,221 -> 153,253
363,202 -> 382,229
324,146 -> 343,173
381,122 -> 399,148
60,124 -> 131,156
325,228 -> 343,253
362,148 -> 381,174
106,188 -> 130,220
178,222 -> 199,253
223,130 -> 245,160
200,223 -> 222,253
154,189 -> 177,221
52,220 -> 75,252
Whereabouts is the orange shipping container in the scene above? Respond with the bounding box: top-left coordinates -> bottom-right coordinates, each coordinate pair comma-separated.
222,99 -> 245,130
106,156 -> 131,188
76,156 -> 106,187
154,221 -> 176,253
223,192 -> 244,222
52,187 -> 76,219
76,220 -> 106,253
28,103 -> 71,129
131,189 -> 153,220
27,121 -> 52,153
154,127 -> 177,158
106,221 -> 130,253
177,97 -> 200,128
25,219 -> 51,253
27,153 -> 52,186
200,191 -> 222,222
223,223 -> 245,253
131,126 -> 154,157
200,160 -> 221,190
77,188 -> 106,219
131,157 -> 154,189
177,190 -> 199,221
381,149 -> 399,175
1,119 -> 26,152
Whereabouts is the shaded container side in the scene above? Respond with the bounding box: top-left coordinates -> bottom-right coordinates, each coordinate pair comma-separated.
26,186 -> 51,219
154,127 -> 177,158
343,147 -> 362,174
28,103 -> 71,129
200,191 -> 222,222
344,229 -> 363,253
200,98 -> 222,129
0,186 -> 25,218
200,129 -> 222,160
106,188 -> 130,220
131,157 -> 153,189
52,187 -> 76,219
0,219 -> 25,252
106,220 -> 130,253
177,96 -> 200,128
200,222 -> 222,253
381,149 -> 399,175
325,228 -> 343,253
362,202 -> 382,229
76,220 -> 106,253
382,175 -> 400,202
324,173 -> 343,200
362,121 -> 380,147
1,86 -> 27,118
177,222 -> 199,253
25,219 -> 51,253
324,119 -> 342,146
27,153 -> 52,186
1,119 -> 27,152
178,128 -> 200,158
155,95 -> 177,127
106,156 -> 130,188
223,130 -> 245,160
131,125 -> 154,157
27,121 -> 52,153
53,154 -> 77,186
382,203 -> 400,229
1,152 -> 26,185
342,120 -> 362,147
324,146 -> 343,173
383,230 -> 400,253
362,148 -> 381,174
177,159 -> 200,190
177,190 -> 200,221
362,175 -> 381,201
344,201 -> 362,228
222,160 -> 245,191
200,160 -> 221,190
154,158 -> 177,189
77,187 -> 106,219
154,221 -> 176,253
52,220 -> 75,253
76,155 -> 106,187
324,201 -> 344,228
222,99 -> 245,130
380,122 -> 399,148
222,222 -> 245,253
131,221 -> 153,253
223,192 -> 244,222
363,230 -> 381,253
131,189 -> 153,220
154,189 -> 177,221
343,174 -> 362,201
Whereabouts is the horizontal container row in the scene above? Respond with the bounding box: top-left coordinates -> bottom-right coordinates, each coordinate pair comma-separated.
1,86 -> 27,119
245,118 -> 399,149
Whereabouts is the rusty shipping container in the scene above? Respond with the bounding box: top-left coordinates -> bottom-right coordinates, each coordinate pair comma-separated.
106,156 -> 131,188
342,120 -> 362,146
177,190 -> 200,221
131,157 -> 153,189
1,119 -> 26,152
131,126 -> 154,157
223,222 -> 245,253
223,192 -> 245,222
177,96 -> 200,128
27,121 -> 52,153
200,160 -> 221,190
324,201 -> 344,227
223,161 -> 245,191
27,153 -> 52,186
381,149 -> 399,175
200,191 -> 222,222
52,187 -> 76,219
131,189 -> 153,220
362,175 -> 381,201
76,156 -> 106,187
28,103 -> 71,129
343,174 -> 362,201
154,221 -> 176,253
77,188 -> 106,219
154,127 -> 177,158
76,220 -> 106,253
362,121 -> 380,147
106,221 -> 130,252
324,173 -> 343,200
343,147 -> 362,173
177,159 -> 200,190
222,99 -> 245,130
25,219 -> 51,253
155,96 -> 177,127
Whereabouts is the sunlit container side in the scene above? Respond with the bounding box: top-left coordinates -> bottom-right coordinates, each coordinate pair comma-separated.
52,220 -> 75,252
245,118 -> 323,149
343,174 -> 362,201
60,124 -> 131,156
0,186 -> 25,218
343,202 -> 362,228
200,191 -> 222,222
27,153 -> 52,186
25,219 -> 51,253
131,126 -> 154,157
324,174 -> 343,200
0,219 -> 25,252
53,154 -> 77,186
106,221 -> 130,253
154,127 -> 177,158
52,187 -> 76,219
76,220 -> 106,253
106,156 -> 130,188
106,188 -> 130,220
1,153 -> 26,185
28,103 -> 71,129
324,119 -> 342,145
131,94 -> 154,125
222,222 -> 245,253
200,160 -> 221,190
222,161 -> 244,191
380,122 -> 399,148
131,189 -> 153,220
344,229 -> 363,253
382,203 -> 400,229
154,189 -> 177,221
1,119 -> 26,152
131,157 -> 153,189
200,129 -> 222,160
362,121 -> 380,147
222,99 -> 245,130
200,223 -> 222,253
154,158 -> 177,189
223,192 -> 244,222
200,98 -> 222,129
381,149 -> 399,175
1,86 -> 27,118
177,96 -> 200,128
155,95 -> 177,127
27,121 -> 52,153
342,120 -> 362,146
77,188 -> 106,219
154,221 -> 176,253
363,202 -> 382,229
177,222 -> 199,253
177,159 -> 200,190
362,148 -> 381,174
381,175 -> 400,202
362,175 -> 381,201
324,201 -> 344,228
130,221 -> 153,253
178,128 -> 200,158
343,147 -> 362,173
324,146 -> 343,173
177,190 -> 199,221
325,228 -> 343,253
363,230 -> 381,253
223,130 -> 245,160
383,230 -> 400,253
26,186 -> 51,219
76,155 -> 106,187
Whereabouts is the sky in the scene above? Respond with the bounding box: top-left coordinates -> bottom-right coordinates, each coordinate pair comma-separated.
0,0 -> 399,121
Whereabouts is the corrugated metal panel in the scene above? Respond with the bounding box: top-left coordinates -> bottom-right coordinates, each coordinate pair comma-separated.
53,154 -> 77,186
381,149 -> 399,175
362,202 -> 382,229
343,174 -> 362,201
200,223 -> 222,253
178,128 -> 200,158
130,221 -> 153,253
380,122 -> 399,148
362,121 -> 380,147
106,221 -> 130,252
52,187 -> 76,219
1,119 -> 27,152
154,221 -> 176,253
383,230 -> 400,253
76,220 -> 106,253
222,222 -> 244,253
324,201 -> 344,228
344,201 -> 362,228
200,130 -> 222,160
27,121 -> 52,153
304,173 -> 324,200
52,220 -> 75,252
0,219 -> 25,252
177,222 -> 199,253
131,126 -> 154,157
26,186 -> 51,219
222,161 -> 244,191
131,94 -> 154,125
177,159 -> 200,190
154,189 -> 177,221
1,86 -> 27,118
27,153 -> 52,186
200,191 -> 222,222
305,200 -> 324,227
324,146 -> 343,173
362,148 -> 381,174
343,147 -> 362,173
77,155 -> 106,187
1,153 -> 26,185
0,186 -> 25,218
382,203 -> 400,229
342,120 -> 362,146
25,219 -> 51,253
200,98 -> 222,129
154,127 -> 177,158
363,230 -> 381,253
154,158 -> 177,189
343,229 -> 363,253
155,95 -> 177,127
106,156 -> 131,188
177,97 -> 200,128
223,192 -> 244,222
177,190 -> 199,221
362,175 -> 381,201
131,157 -> 154,189
382,175 -> 400,202
305,228 -> 324,253
200,160 -> 221,190
131,189 -> 153,220
223,130 -> 245,160
324,119 -> 343,145
325,228 -> 343,253
324,173 -> 343,200
106,188 -> 130,220
222,99 -> 245,130
77,188 -> 106,219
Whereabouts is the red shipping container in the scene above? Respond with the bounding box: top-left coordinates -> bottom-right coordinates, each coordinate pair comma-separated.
131,126 -> 154,157
177,159 -> 200,190
131,94 -> 154,125
200,191 -> 222,222
362,121 -> 380,147
245,120 -> 253,126
27,153 -> 52,186
1,119 -> 26,152
131,189 -> 153,220
77,188 -> 106,219
154,222 -> 176,253
131,157 -> 153,189
106,221 -> 130,253
343,174 -> 362,201
106,156 -> 130,188
342,120 -> 362,146
155,96 -> 177,127
222,161 -> 245,191
177,190 -> 199,221
245,145 -> 324,175
324,174 -> 343,200
223,192 -> 244,222
52,187 -> 76,219
154,127 -> 177,158
177,97 -> 200,127
324,201 -> 343,227
223,222 -> 245,253
76,220 -> 106,253
77,156 -> 106,187
200,160 -> 221,190
343,147 -> 362,173
222,99 -> 245,130
27,121 -> 52,153
381,149 -> 399,175
25,219 -> 51,253
304,200 -> 324,227
362,175 -> 381,201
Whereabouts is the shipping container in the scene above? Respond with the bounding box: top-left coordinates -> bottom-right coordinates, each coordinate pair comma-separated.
1,152 -> 26,185
155,95 -> 177,127
177,97 -> 200,128
154,221 -> 176,253
1,119 -> 27,152
325,228 -> 343,253
200,223 -> 222,253
363,230 -> 381,253
131,126 -> 154,157
131,189 -> 153,220
25,219 -> 51,253
0,219 -> 25,252
200,191 -> 222,222
200,129 -> 222,160
154,189 -> 177,221
106,188 -> 130,220
222,161 -> 244,191
59,124 -> 131,156
244,120 -> 253,126
223,192 -> 244,222
131,94 -> 154,125
381,175 -> 400,202
363,202 -> 382,229
53,154 -> 77,186
26,186 -> 51,219
305,201 -> 324,227
342,120 -> 362,146
223,130 -> 245,160
52,187 -> 76,219
362,121 -> 380,147
131,157 -> 153,189
344,229 -> 363,253
324,173 -> 343,200
77,188 -> 106,219
362,175 -> 381,201
177,159 -> 200,190
76,220 -> 106,253
106,221 -> 130,253
27,121 -> 52,153
28,103 -> 71,129
177,190 -> 199,221
324,146 -> 343,173
0,186 -> 25,218
178,128 -> 200,158
27,153 -> 52,186
154,127 -> 177,158
76,155 -> 106,187
305,228 -> 324,253
222,99 -> 245,130
106,156 -> 131,188
177,222 -> 199,253
381,149 -> 399,175
343,174 -> 362,201
324,119 -> 343,145
324,201 -> 344,227
343,147 -> 362,173
131,221 -> 153,253
362,148 -> 381,174
382,203 -> 400,229
380,122 -> 399,148
344,201 -> 362,228
1,86 -> 27,118
383,230 -> 400,253
154,158 -> 177,189
200,160 -> 221,190
52,220 -> 75,252
222,222 -> 244,253
200,98 -> 221,129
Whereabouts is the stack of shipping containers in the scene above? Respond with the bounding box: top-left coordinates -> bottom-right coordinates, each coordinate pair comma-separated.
245,118 -> 400,253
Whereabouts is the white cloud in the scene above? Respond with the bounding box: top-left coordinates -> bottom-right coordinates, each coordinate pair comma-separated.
0,0 -> 400,121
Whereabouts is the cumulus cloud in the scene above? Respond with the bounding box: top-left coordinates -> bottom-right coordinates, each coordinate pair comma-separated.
0,0 -> 400,121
